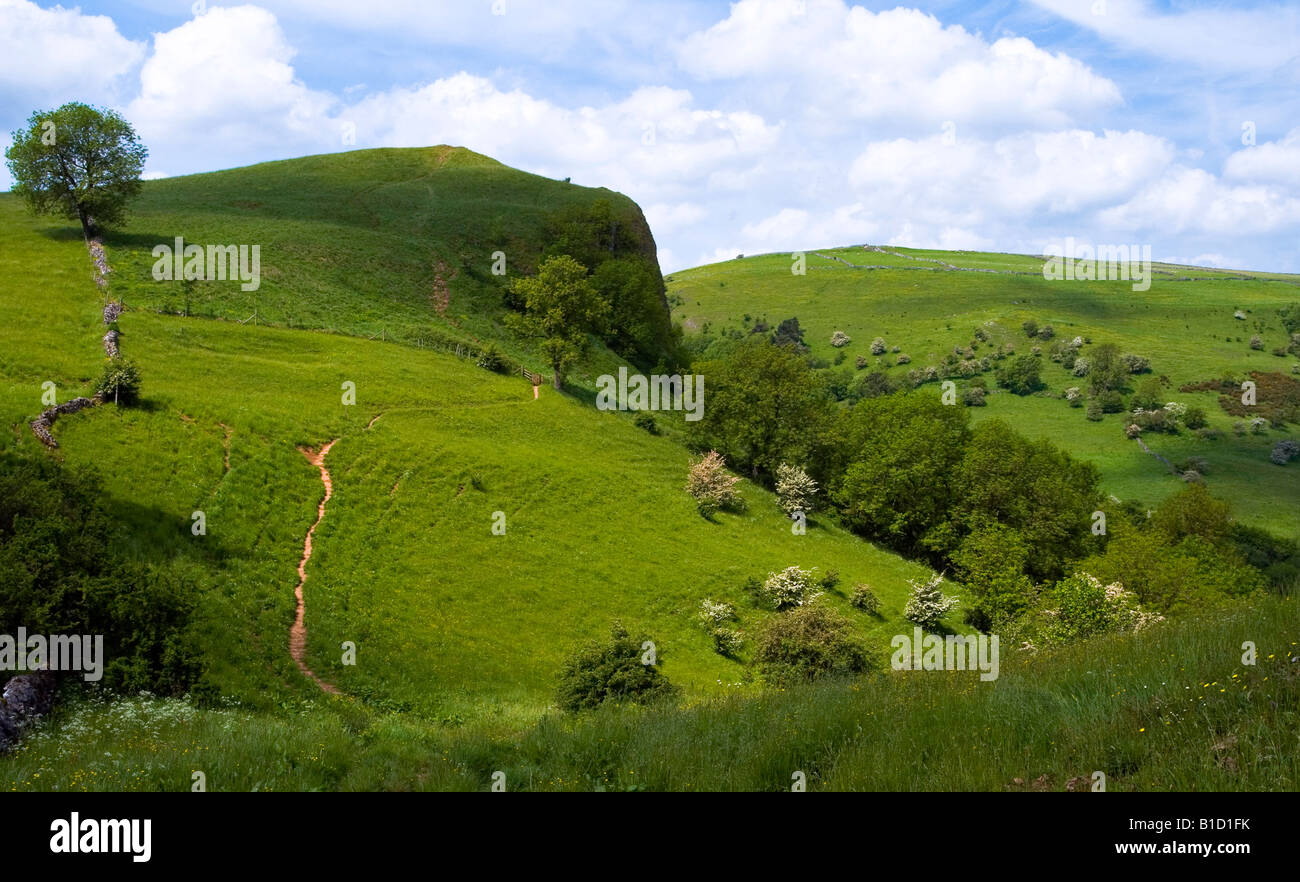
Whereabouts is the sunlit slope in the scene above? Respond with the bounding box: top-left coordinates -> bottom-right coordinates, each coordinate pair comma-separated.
1,197 -> 935,719
669,247 -> 1300,537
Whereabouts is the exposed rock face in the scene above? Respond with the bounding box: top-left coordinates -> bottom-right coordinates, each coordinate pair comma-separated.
0,671 -> 56,753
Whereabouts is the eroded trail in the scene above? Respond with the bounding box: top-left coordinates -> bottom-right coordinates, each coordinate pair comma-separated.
290,439 -> 341,694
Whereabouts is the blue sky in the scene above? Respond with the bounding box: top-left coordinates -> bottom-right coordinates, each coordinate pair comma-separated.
2,0 -> 1298,271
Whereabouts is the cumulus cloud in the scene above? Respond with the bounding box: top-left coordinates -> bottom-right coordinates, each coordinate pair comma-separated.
0,0 -> 144,109
1099,166 -> 1300,236
1224,128 -> 1300,189
678,0 -> 1122,130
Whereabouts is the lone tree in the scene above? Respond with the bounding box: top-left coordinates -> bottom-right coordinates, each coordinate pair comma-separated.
5,103 -> 148,241
508,254 -> 609,389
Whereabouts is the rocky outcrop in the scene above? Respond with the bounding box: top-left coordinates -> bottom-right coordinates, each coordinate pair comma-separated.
0,671 -> 56,753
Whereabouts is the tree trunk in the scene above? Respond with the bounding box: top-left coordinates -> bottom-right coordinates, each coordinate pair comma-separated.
76,206 -> 96,242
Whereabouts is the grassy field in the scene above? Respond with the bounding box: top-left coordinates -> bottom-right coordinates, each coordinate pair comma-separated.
3,150 -> 1297,791
669,247 -> 1300,537
4,597 -> 1295,791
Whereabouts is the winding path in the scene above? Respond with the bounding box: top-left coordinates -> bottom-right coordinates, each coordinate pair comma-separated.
290,439 -> 341,694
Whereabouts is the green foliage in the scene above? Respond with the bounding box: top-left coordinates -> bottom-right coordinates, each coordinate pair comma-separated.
1012,572 -> 1162,647
835,393 -> 969,555
5,102 -> 147,238
952,522 -> 1036,629
633,411 -> 659,435
688,338 -> 834,480
902,573 -> 959,630
0,451 -> 199,694
555,622 -> 679,712
507,255 -> 610,388
758,565 -> 823,610
772,316 -> 808,351
475,342 -> 509,373
995,355 -> 1044,395
95,358 -> 142,406
753,603 -> 869,685
1087,343 -> 1129,395
850,584 -> 880,614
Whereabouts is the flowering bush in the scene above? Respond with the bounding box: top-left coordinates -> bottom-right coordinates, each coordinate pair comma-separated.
897,353 -> 911,364
760,566 -> 822,610
775,463 -> 818,518
870,337 -> 887,355
1071,357 -> 1091,377
830,330 -> 852,347
1250,416 -> 1270,434
850,584 -> 880,615
685,450 -> 744,516
698,599 -> 737,630
1037,573 -> 1163,645
903,573 -> 959,630
1270,439 -> 1300,465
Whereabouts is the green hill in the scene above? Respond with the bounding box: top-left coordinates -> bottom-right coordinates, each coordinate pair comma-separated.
668,246 -> 1300,539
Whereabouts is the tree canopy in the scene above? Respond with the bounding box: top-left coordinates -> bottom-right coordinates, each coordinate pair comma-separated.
5,102 -> 148,240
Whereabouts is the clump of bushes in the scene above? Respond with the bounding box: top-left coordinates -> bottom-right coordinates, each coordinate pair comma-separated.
555,622 -> 678,712
1122,354 -> 1151,374
634,412 -> 660,435
850,584 -> 880,615
1271,440 -> 1300,465
476,342 -> 508,373
698,599 -> 743,656
995,355 -> 1044,395
758,565 -> 823,610
753,603 -> 869,685
685,450 -> 744,517
775,463 -> 818,518
1010,573 -> 1163,649
903,573 -> 959,630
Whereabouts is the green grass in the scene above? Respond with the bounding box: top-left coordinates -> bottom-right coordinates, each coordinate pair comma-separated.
5,597 -> 1295,791
670,248 -> 1300,538
3,151 -> 1296,791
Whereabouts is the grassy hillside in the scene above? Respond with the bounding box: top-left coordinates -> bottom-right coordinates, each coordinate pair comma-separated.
0,190 -> 938,724
94,146 -> 667,380
669,246 -> 1300,538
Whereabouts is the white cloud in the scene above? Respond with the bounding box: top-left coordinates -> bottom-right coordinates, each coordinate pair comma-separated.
127,5 -> 336,155
678,0 -> 1122,129
1031,0 -> 1300,73
1224,127 -> 1300,189
1099,166 -> 1300,236
0,0 -> 144,108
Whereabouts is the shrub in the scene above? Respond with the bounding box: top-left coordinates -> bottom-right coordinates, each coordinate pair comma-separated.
1122,354 -> 1152,373
1038,325 -> 1055,340
897,353 -> 911,365
633,411 -> 660,435
963,386 -> 986,407
556,622 -> 679,712
1086,400 -> 1103,421
1270,440 -> 1300,465
870,337 -> 887,355
753,603 -> 869,685
711,627 -> 744,656
1125,423 -> 1142,439
902,573 -> 959,631
1025,573 -> 1163,647
1022,319 -> 1039,337
1098,390 -> 1125,413
995,355 -> 1044,395
830,330 -> 852,347
1065,386 -> 1083,407
1250,335 -> 1264,351
820,569 -> 840,590
759,565 -> 822,610
1251,416 -> 1270,434
475,343 -> 508,373
1071,357 -> 1091,377
95,358 -> 142,405
774,463 -> 818,518
685,450 -> 743,517
698,598 -> 737,630
850,584 -> 880,614
855,355 -> 868,370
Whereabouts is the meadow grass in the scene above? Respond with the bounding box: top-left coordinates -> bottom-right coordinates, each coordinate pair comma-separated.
670,250 -> 1300,537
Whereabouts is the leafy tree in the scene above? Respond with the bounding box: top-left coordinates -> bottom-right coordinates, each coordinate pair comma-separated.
952,522 -> 1036,629
994,355 -> 1044,395
903,573 -> 960,631
952,420 -> 1101,581
688,338 -> 834,480
5,102 -> 147,240
1087,343 -> 1128,395
771,316 -> 808,351
774,463 -> 818,518
507,255 -> 610,388
555,622 -> 678,712
834,393 -> 969,556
